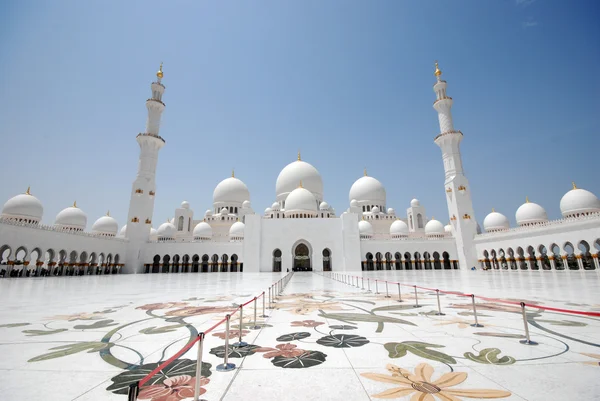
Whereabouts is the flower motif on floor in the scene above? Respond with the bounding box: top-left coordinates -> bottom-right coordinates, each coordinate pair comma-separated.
136,302 -> 189,311
581,353 -> 600,366
361,363 -> 511,400
138,375 -> 209,401
291,320 -> 325,327
47,312 -> 106,321
256,343 -> 306,359
165,306 -> 235,318
434,317 -> 486,329
212,330 -> 250,339
278,301 -> 346,315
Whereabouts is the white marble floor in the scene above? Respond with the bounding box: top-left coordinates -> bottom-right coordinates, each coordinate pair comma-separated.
0,270 -> 599,401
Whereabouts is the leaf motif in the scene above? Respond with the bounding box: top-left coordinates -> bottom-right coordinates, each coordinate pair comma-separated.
0,323 -> 30,328
209,344 -> 260,358
371,304 -> 424,313
139,325 -> 185,335
457,311 -> 492,318
383,341 -> 456,364
73,320 -> 119,330
232,322 -> 273,329
536,319 -> 587,327
474,332 -> 526,339
329,325 -> 357,330
106,359 -> 212,395
464,348 -> 516,365
271,351 -> 327,368
317,334 -> 369,348
28,342 -> 111,362
276,332 -> 311,341
22,328 -> 68,336
318,312 -> 416,327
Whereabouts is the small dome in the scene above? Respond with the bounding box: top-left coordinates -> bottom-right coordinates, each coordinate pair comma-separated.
276,159 -> 323,201
157,221 -> 176,238
205,209 -> 213,217
271,201 -> 281,211
213,177 -> 250,205
119,224 -> 127,237
92,214 -> 118,235
242,200 -> 252,209
169,217 -> 175,224
193,221 -> 212,238
285,187 -> 318,212
350,199 -> 358,208
265,207 -> 273,215
181,201 -> 190,209
319,201 -> 330,210
387,207 -> 395,215
372,206 -> 380,214
349,176 -> 386,204
444,224 -> 452,233
358,220 -> 373,236
410,199 -> 420,207
220,207 -> 229,215
483,210 -> 510,232
425,218 -> 445,236
1,189 -> 44,222
150,227 -> 158,237
516,199 -> 548,226
390,219 -> 409,236
229,221 -> 245,238
55,203 -> 87,230
559,185 -> 600,217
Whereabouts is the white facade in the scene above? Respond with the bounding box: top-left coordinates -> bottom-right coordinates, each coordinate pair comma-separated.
2,63 -> 599,277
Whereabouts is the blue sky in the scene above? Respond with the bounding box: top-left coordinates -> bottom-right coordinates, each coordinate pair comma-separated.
1,0 -> 599,229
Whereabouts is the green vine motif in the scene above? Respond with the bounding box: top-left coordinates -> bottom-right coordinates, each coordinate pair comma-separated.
318,302 -> 417,333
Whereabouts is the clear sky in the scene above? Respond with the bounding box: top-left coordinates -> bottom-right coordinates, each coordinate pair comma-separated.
1,0 -> 599,230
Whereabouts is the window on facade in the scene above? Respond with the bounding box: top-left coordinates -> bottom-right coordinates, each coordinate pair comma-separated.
177,216 -> 184,231
367,205 -> 371,212
417,214 -> 423,228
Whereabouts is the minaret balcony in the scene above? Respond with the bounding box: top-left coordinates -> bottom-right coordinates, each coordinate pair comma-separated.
146,98 -> 165,106
433,96 -> 452,105
137,133 -> 165,144
434,130 -> 462,141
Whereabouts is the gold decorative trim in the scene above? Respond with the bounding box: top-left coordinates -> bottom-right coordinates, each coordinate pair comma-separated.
462,213 -> 471,219
458,185 -> 466,191
145,218 -> 152,224
131,217 -> 139,223
446,188 -> 452,193
135,188 -> 144,194
149,190 -> 155,196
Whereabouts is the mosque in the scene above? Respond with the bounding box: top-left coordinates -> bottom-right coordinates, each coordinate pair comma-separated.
1,63 -> 600,277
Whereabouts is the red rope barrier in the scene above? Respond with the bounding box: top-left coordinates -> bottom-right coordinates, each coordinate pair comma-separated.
204,316 -> 228,335
139,335 -> 200,387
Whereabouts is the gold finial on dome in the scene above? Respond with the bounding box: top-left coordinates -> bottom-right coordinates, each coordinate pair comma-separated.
492,207 -> 495,213
572,181 -> 577,190
73,201 -> 77,208
299,180 -> 303,188
107,210 -> 110,216
364,167 -> 367,177
156,62 -> 163,79
431,215 -> 434,220
25,186 -> 31,195
232,169 -> 235,178
297,150 -> 301,161
525,196 -> 529,203
434,61 -> 442,77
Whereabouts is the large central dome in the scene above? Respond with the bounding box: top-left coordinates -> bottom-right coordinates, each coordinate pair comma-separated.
276,155 -> 323,202
213,176 -> 250,204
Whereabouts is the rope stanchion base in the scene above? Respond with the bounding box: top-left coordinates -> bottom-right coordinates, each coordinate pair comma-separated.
216,362 -> 236,372
232,340 -> 248,347
519,339 -> 538,346
470,323 -> 483,327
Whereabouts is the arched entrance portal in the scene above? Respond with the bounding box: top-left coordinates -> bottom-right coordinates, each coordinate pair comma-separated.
293,243 -> 312,271
273,249 -> 282,272
322,248 -> 331,271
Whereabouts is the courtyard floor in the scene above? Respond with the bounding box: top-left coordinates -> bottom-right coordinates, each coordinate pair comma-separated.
0,270 -> 599,400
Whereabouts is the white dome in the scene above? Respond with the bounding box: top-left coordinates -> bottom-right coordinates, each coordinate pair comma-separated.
349,176 -> 386,203
242,200 -> 251,209
425,218 -> 445,236
193,221 -> 212,238
271,202 -> 281,211
387,208 -> 395,215
229,221 -> 245,238
390,219 -> 409,236
157,221 -> 176,238
205,209 -> 213,217
119,224 -> 127,237
483,211 -> 510,232
350,199 -> 358,207
285,187 -> 318,212
276,159 -> 323,201
559,186 -> 600,217
444,224 -> 452,233
515,200 -> 548,226
372,206 -> 380,214
220,207 -> 229,215
91,214 -> 118,235
181,201 -> 190,209
358,220 -> 373,236
55,204 -> 87,230
1,190 -> 44,222
410,199 -> 420,207
319,201 -> 330,210
265,207 -> 273,215
213,177 -> 250,204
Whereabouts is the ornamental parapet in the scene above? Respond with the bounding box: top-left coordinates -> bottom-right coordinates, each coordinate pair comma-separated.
137,133 -> 165,143
0,217 -> 129,242
146,98 -> 165,107
433,96 -> 452,105
434,130 -> 463,141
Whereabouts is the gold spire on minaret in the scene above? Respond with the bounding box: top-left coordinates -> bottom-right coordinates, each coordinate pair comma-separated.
572,182 -> 577,190
73,201 -> 77,208
492,208 -> 495,213
232,169 -> 235,178
157,62 -> 163,79
434,61 -> 442,77
297,150 -> 301,161
299,180 -> 303,188
525,196 -> 529,203
364,168 -> 368,177
25,186 -> 31,195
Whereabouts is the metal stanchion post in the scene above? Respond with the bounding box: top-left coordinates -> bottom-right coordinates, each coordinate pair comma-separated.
470,294 -> 483,327
251,297 -> 261,329
434,290 -> 445,316
396,283 -> 403,302
193,333 -> 207,401
519,302 -> 538,345
375,280 -> 379,294
414,285 -> 421,308
361,277 -> 364,290
233,306 -> 248,347
367,278 -> 371,292
385,281 -> 390,298
261,292 -> 268,317
216,315 -> 236,371
127,382 -> 139,401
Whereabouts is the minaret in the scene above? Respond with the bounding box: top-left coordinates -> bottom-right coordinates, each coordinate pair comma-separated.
124,64 -> 166,274
433,62 -> 478,269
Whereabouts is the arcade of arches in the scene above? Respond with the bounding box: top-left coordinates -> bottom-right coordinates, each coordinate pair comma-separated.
362,251 -> 458,270
272,244 -> 332,272
479,239 -> 600,271
144,253 -> 242,273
